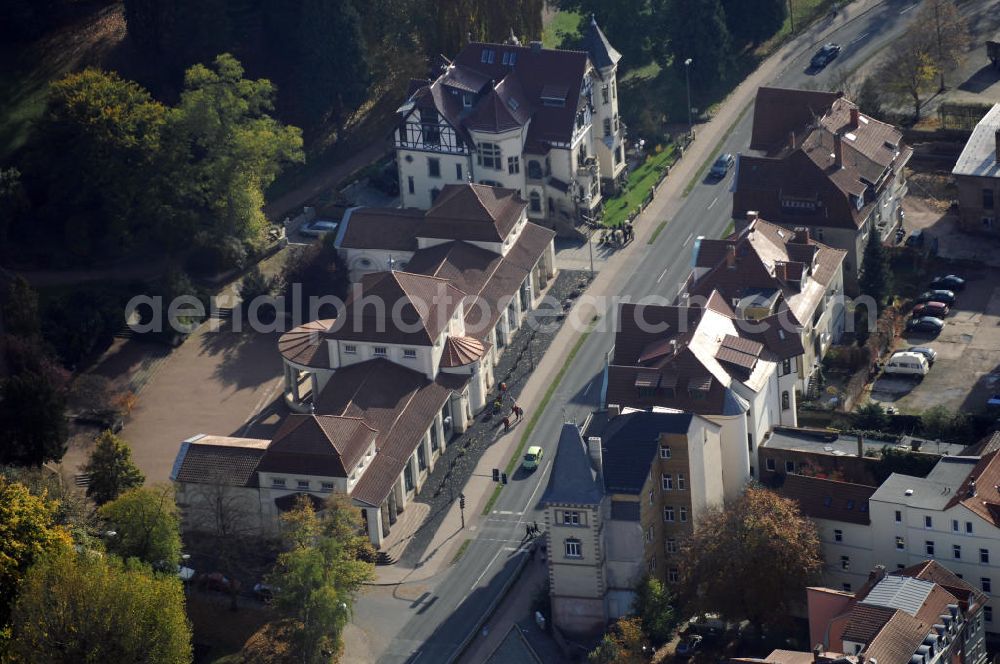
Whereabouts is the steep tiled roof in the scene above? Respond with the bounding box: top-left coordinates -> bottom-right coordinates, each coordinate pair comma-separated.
256,414 -> 377,478
171,435 -> 269,487
314,359 -> 457,507
750,87 -> 842,153
900,560 -> 989,609
326,271 -> 465,347
583,15 -> 622,70
421,184 -> 526,242
862,610 -> 930,664
946,450 -> 1000,526
278,319 -> 334,368
440,336 -> 487,367
841,603 -> 896,644
778,474 -> 876,525
542,423 -> 603,505
337,207 -> 422,251
597,410 -> 696,494
465,74 -> 532,132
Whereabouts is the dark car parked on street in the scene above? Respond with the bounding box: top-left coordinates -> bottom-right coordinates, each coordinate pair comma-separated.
906,316 -> 945,336
912,302 -> 949,319
914,290 -> 956,306
811,43 -> 842,68
929,275 -> 965,291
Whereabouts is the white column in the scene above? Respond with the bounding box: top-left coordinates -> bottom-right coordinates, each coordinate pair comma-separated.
310,372 -> 319,403
365,506 -> 384,548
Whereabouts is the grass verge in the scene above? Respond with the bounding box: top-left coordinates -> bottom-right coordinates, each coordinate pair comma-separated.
542,11 -> 582,49
603,145 -> 678,227
451,538 -> 472,565
481,319 -> 599,515
648,220 -> 670,245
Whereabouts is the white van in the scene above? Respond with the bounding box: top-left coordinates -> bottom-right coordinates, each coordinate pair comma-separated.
885,352 -> 930,377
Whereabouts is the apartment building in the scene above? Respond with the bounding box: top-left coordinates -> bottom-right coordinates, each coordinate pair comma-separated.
952,103 -> 1000,235
543,410 -> 723,637
734,87 -> 911,292
685,214 -> 846,399
394,17 -> 626,230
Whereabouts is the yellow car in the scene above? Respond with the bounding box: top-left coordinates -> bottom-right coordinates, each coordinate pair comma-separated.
523,446 -> 544,470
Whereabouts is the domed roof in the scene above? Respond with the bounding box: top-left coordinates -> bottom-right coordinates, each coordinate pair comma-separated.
439,336 -> 487,368
278,319 -> 335,367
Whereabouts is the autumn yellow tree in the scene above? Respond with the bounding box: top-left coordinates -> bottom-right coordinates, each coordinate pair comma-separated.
588,617 -> 649,664
677,485 -> 823,627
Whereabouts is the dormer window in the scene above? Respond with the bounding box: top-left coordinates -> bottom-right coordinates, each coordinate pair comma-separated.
403,348 -> 416,359
462,93 -> 473,108
501,51 -> 517,66
373,346 -> 387,357
481,48 -> 495,64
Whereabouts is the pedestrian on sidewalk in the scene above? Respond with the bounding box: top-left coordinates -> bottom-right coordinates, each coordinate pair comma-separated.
533,521 -> 540,536
512,403 -> 523,421
502,416 -> 510,432
499,381 -> 507,394
525,524 -> 531,540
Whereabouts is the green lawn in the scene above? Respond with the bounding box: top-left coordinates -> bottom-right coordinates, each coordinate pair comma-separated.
542,11 -> 581,49
602,145 -> 678,228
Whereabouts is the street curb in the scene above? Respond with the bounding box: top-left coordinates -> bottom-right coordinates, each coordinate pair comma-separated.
445,549 -> 530,664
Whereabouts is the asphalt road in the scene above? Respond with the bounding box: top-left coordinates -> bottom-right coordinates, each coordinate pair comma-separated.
367,3 -> 929,661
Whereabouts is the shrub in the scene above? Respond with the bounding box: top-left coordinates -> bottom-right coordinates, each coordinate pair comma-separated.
184,232 -> 247,276
238,266 -> 278,319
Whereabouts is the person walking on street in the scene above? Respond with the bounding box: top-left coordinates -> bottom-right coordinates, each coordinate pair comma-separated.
533,521 -> 539,536
503,416 -> 511,433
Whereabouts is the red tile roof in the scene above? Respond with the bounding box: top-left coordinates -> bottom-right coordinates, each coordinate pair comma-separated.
440,336 -> 487,367
777,474 -> 876,525
172,436 -> 269,487
421,184 -> 526,243
278,319 -> 334,368
256,414 -> 377,478
338,208 -> 423,251
750,87 -> 842,154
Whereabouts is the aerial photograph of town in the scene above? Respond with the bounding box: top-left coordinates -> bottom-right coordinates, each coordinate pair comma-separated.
2,0 -> 1000,662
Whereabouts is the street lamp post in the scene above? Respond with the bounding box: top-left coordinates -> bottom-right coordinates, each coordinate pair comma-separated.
684,58 -> 693,138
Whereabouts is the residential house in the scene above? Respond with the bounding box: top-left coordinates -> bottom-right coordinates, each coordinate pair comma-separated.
733,87 -> 912,292
604,292 -> 789,497
734,561 -> 988,664
173,186 -> 556,550
543,410 -> 723,637
685,213 -> 846,399
952,103 -> 1000,234
394,17 -> 626,230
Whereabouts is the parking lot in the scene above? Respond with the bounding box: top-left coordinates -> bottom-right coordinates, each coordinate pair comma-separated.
870,264 -> 1000,415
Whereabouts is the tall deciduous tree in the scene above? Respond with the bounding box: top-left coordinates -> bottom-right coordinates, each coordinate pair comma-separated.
6,549 -> 192,664
83,431 -> 146,506
588,617 -> 649,664
0,371 -> 68,466
266,495 -> 374,662
98,485 -> 182,569
166,54 -> 304,243
664,0 -> 732,83
0,477 -> 72,621
875,38 -> 938,122
633,575 -> 678,647
677,486 -> 822,626
859,230 -> 891,307
722,0 -> 786,45
913,0 -> 969,91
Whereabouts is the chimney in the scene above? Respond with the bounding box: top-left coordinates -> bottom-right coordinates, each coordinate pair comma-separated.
530,40 -> 543,52
833,133 -> 843,168
857,432 -> 864,458
793,227 -> 811,244
869,565 -> 886,584
813,645 -> 823,664
850,107 -> 860,128
725,243 -> 736,269
587,436 -> 604,482
670,339 -> 678,355
746,210 -> 759,225
608,403 -> 621,418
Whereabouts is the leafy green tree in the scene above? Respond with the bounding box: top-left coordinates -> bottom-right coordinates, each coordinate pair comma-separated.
2,276 -> 40,340
722,0 -> 786,45
239,266 -> 278,318
859,231 -> 891,307
165,54 -> 304,244
853,401 -> 890,431
83,431 -> 146,506
664,0 -> 732,83
876,37 -> 938,122
677,485 -> 822,627
558,0 -> 654,63
31,68 -> 168,260
295,0 -> 370,127
281,235 -> 350,310
0,371 -> 68,466
98,485 -> 182,570
856,76 -> 884,120
6,548 -> 192,664
266,495 -> 374,662
0,477 -> 73,621
633,575 -> 677,646
588,616 -> 648,664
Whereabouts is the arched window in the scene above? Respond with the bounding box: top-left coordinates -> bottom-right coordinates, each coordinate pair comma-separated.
529,191 -> 541,213
782,391 -> 790,410
527,160 -> 543,180
477,142 -> 501,170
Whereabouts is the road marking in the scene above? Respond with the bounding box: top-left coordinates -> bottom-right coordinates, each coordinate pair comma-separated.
683,233 -> 693,247
470,546 -> 520,592
656,267 -> 669,283
849,32 -> 870,45
707,197 -> 719,210
899,3 -> 916,13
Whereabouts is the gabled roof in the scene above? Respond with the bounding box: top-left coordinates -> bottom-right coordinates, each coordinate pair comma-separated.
465,75 -> 531,132
542,423 -> 603,505
421,184 -> 526,242
326,271 -> 465,347
257,414 -> 377,478
952,103 -> 1000,178
314,359 -> 461,507
336,207 -> 422,251
946,449 -> 1000,526
750,87 -> 842,153
582,15 -> 622,70
598,410 -> 697,494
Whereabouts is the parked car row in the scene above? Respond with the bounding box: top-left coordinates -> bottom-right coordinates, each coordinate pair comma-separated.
906,275 -> 965,337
